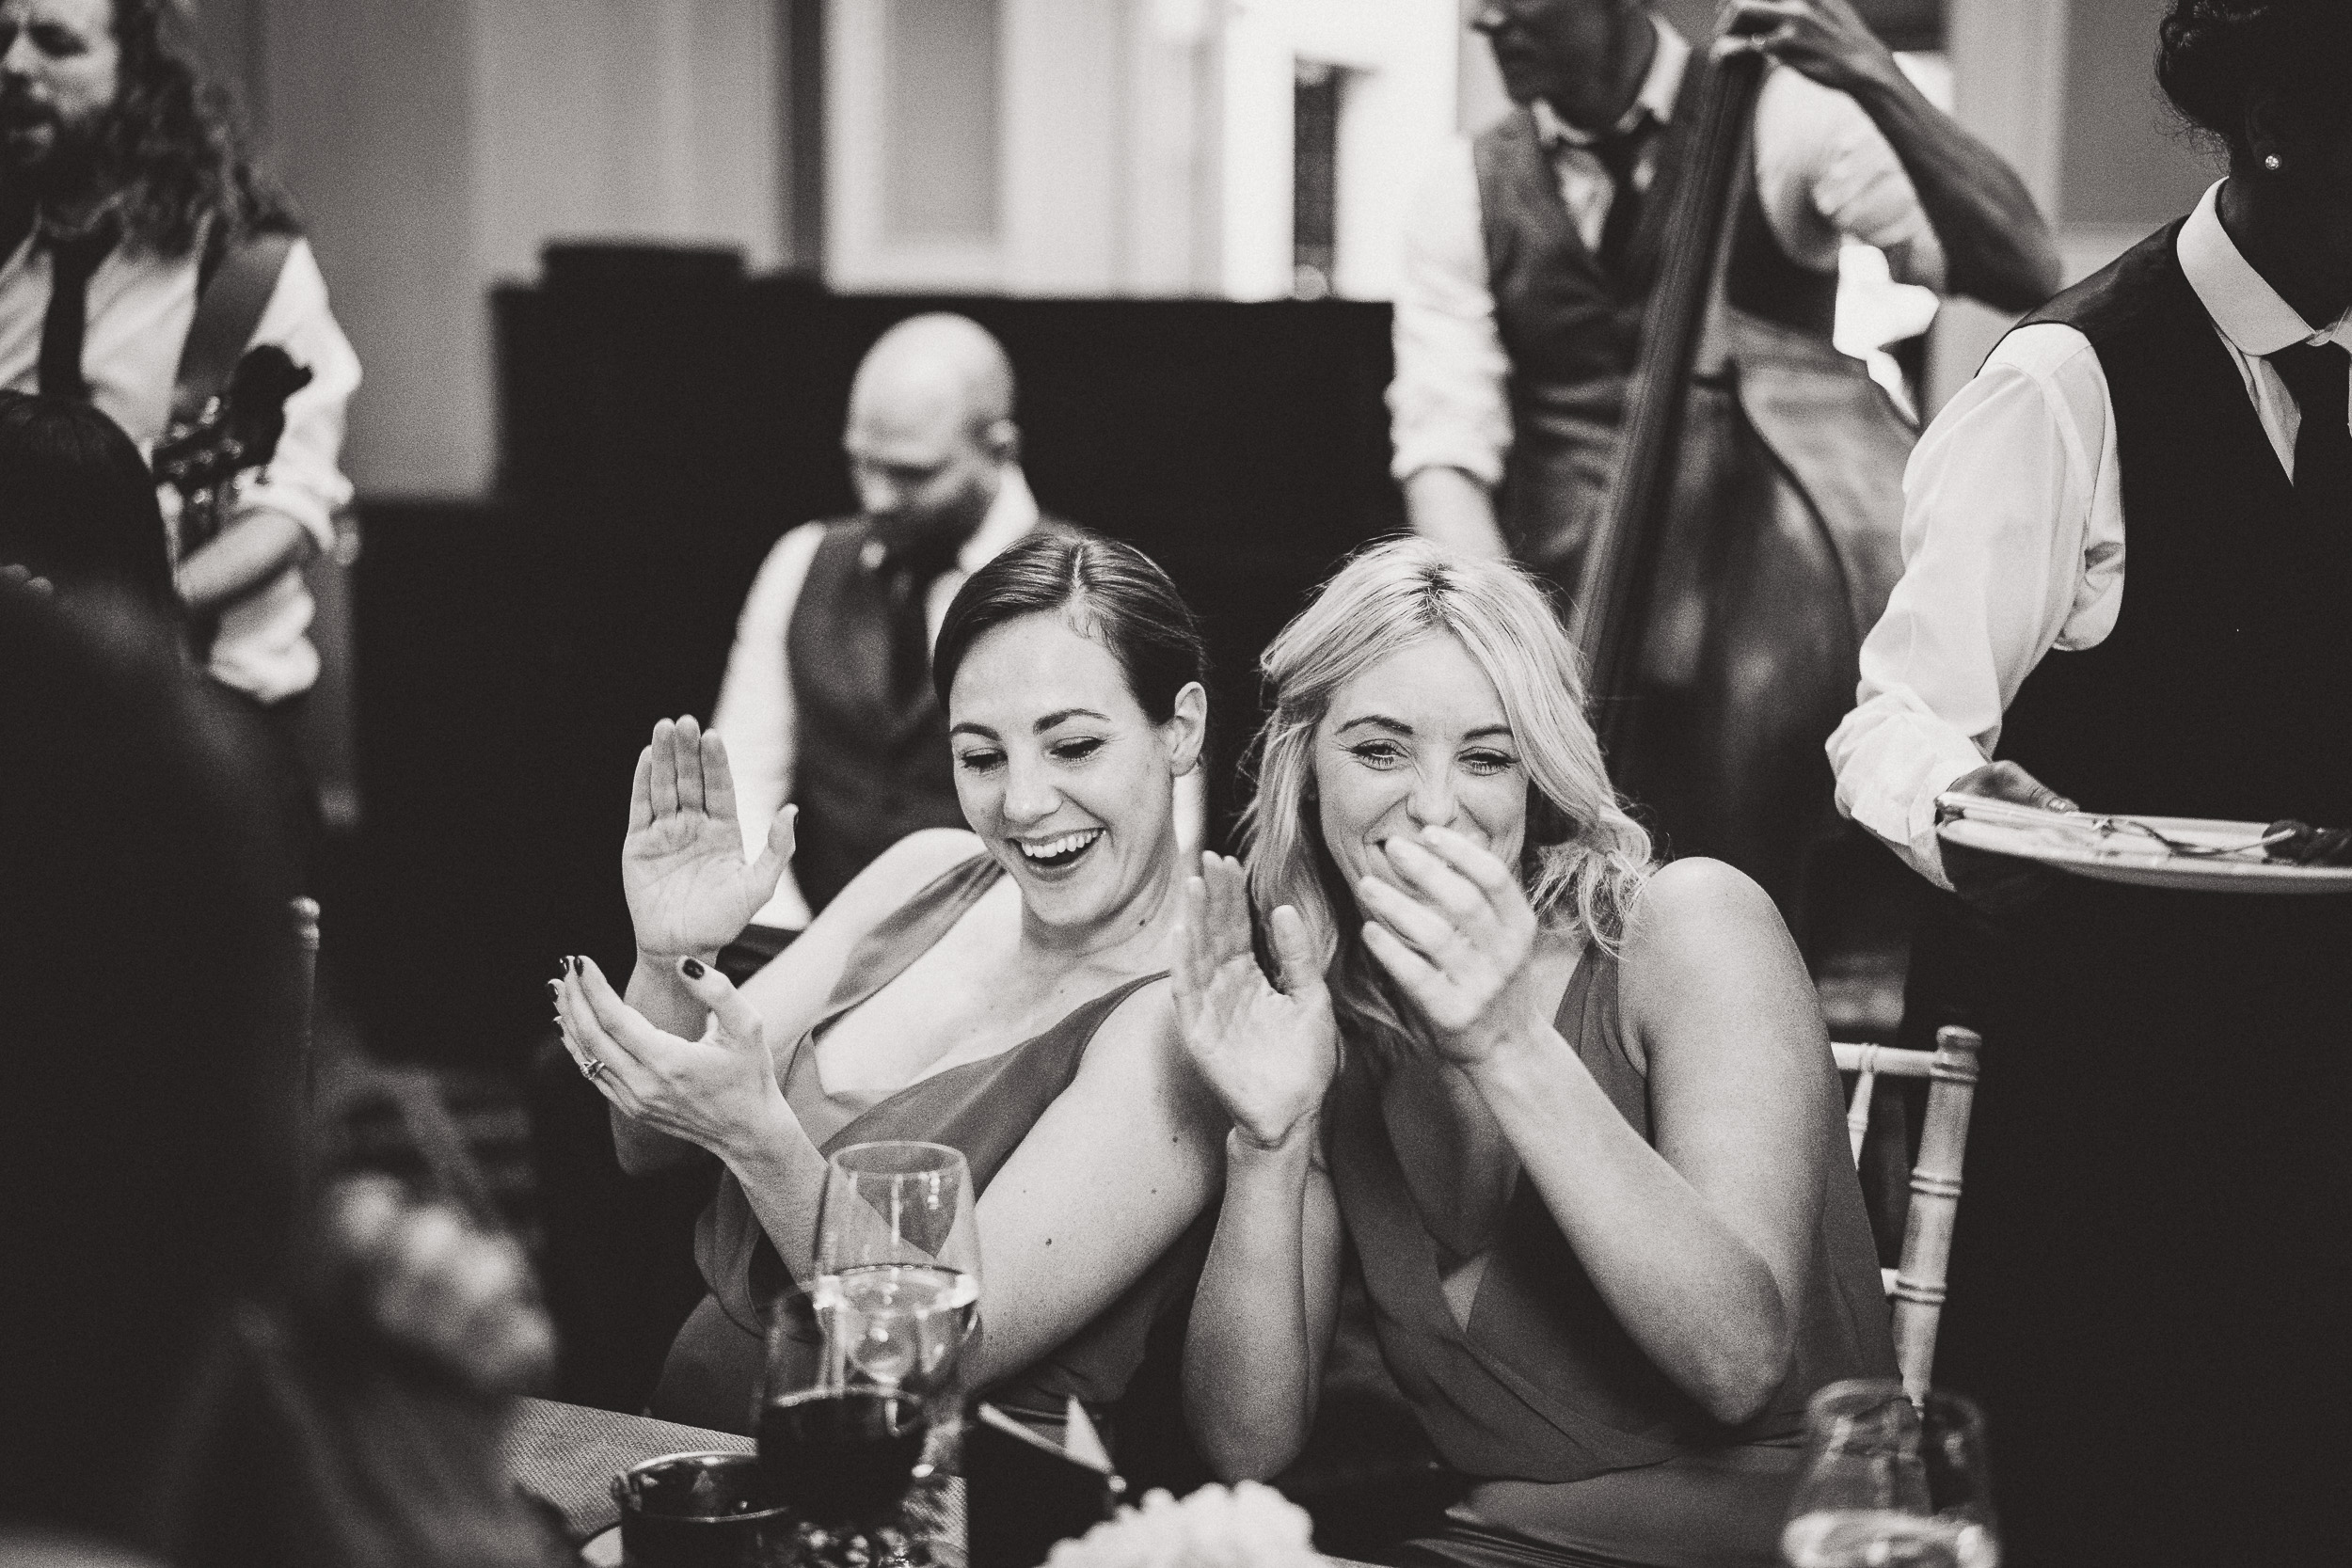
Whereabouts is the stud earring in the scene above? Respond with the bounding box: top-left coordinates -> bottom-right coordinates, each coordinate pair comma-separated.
2264,152 -> 2283,171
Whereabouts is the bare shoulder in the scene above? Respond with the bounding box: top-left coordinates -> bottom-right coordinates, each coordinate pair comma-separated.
826,830 -> 989,926
1623,857 -> 1788,958
742,832 -> 988,1017
1077,972 -> 1180,1069
1070,974 -> 1223,1134
1618,859 -> 1817,1056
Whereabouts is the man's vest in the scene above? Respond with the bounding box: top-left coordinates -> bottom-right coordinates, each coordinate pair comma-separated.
1472,98 -> 1840,579
1998,220 -> 2352,823
784,515 -> 1079,913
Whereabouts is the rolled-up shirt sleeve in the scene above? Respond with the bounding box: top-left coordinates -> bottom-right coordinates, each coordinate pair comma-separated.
231,238 -> 358,551
1754,66 -> 1947,293
1389,136 -> 1516,488
1828,324 -> 2120,886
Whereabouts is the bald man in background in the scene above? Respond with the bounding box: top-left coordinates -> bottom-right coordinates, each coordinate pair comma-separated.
711,314 -> 1073,942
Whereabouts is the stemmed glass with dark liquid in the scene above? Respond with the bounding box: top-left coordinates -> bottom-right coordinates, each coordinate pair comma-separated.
760,1141 -> 980,1535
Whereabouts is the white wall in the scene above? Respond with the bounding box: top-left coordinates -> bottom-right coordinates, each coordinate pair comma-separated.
1925,0 -> 2072,415
828,0 -> 1227,295
473,1 -> 783,283
1216,0 -> 1457,300
827,0 -> 1455,300
222,0 -> 786,499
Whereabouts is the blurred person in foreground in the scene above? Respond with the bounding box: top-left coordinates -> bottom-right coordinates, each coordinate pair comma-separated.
1826,2 -> 2352,1562
0,0 -> 359,870
0,580 -> 560,1568
1175,541 -> 1895,1568
557,533 -> 1226,1443
0,386 -> 174,610
1395,0 -> 2057,567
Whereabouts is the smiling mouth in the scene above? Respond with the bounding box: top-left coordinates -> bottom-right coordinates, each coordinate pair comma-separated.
1013,828 -> 1104,871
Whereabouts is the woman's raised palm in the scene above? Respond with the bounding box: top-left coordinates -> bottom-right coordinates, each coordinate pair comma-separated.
622,716 -> 795,958
1173,854 -> 1338,1148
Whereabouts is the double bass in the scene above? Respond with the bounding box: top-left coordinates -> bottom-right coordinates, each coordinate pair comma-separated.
1562,13 -> 1911,940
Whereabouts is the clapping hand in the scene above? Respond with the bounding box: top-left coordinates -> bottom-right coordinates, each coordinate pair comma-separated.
555,952 -> 789,1163
1357,826 -> 1540,1069
623,716 -> 796,960
1172,853 -> 1339,1149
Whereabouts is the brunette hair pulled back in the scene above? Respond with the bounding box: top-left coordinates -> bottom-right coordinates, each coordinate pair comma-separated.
2157,0 -> 2352,157
932,530 -> 1206,723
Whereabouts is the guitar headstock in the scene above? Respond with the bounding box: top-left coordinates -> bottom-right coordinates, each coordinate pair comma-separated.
153,344 -> 315,501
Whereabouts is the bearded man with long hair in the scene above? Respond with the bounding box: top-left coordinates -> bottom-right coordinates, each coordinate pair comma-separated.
0,0 -> 358,871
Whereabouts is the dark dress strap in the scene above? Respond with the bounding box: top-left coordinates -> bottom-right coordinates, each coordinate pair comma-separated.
655,852 -> 1196,1432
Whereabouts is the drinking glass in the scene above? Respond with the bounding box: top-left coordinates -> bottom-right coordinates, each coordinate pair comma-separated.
1781,1380 -> 1999,1568
813,1140 -> 981,1411
757,1141 -> 979,1547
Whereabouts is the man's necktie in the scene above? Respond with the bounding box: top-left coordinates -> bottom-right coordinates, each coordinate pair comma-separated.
879,537 -> 961,705
2266,341 -> 2352,523
38,224 -> 116,402
1592,116 -> 1655,281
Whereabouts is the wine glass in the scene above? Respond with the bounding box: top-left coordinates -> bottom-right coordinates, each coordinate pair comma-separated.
1781,1380 -> 2000,1568
814,1140 -> 982,1409
758,1142 -> 979,1534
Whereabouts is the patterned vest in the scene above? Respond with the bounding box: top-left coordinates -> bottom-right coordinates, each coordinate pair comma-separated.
1471,95 -> 1839,575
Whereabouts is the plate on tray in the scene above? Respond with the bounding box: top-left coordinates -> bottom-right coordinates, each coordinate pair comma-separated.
1935,799 -> 2352,894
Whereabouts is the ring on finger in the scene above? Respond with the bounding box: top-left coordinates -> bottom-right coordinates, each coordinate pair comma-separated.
580,1054 -> 606,1082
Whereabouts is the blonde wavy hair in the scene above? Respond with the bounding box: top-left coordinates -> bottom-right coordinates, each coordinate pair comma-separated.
1238,538 -> 1655,1060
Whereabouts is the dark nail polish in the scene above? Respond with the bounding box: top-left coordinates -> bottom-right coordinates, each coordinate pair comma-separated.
680,957 -> 706,979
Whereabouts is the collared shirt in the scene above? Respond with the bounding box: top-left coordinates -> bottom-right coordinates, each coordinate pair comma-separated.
710,467 -> 1042,929
1390,14 -> 1948,486
1827,180 -> 2352,887
0,230 -> 360,703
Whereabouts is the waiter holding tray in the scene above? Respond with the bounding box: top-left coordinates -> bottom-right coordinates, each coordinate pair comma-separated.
1826,3 -> 2348,1565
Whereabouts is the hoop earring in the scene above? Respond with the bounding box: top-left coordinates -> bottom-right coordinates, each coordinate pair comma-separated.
2264,152 -> 2283,172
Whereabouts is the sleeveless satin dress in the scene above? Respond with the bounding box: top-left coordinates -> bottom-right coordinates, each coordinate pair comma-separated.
651,854 -> 1208,1435
1332,946 -> 1897,1568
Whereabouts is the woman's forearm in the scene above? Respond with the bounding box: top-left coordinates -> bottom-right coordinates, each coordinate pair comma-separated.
1183,1124 -> 1324,1480
1847,65 -> 2061,311
609,1102 -> 707,1175
604,958 -> 727,1177
627,952 -> 714,1037
1467,1027 -> 1793,1425
714,1095 -> 833,1285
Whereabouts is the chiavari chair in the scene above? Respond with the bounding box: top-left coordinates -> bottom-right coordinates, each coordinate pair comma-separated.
1829,1027 -> 1984,1402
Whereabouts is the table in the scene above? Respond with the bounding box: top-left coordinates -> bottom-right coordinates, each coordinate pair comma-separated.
501,1396 -> 754,1543
501,1397 -> 1380,1568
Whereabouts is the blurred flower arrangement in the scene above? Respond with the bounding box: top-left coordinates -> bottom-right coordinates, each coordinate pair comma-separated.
1044,1482 -> 1320,1568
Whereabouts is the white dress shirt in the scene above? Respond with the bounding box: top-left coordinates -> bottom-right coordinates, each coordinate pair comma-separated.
1390,15 -> 1947,486
711,467 -> 1042,929
1828,180 -> 2352,888
0,231 -> 360,704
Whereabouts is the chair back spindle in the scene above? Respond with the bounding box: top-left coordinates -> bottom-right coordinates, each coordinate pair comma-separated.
291,895 -> 321,1085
